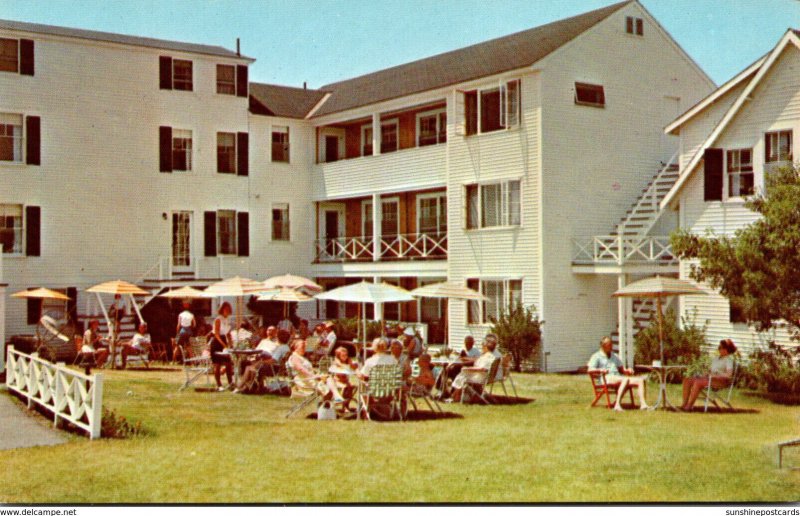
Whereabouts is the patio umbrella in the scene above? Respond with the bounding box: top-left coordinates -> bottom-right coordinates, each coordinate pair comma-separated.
263,274 -> 323,293
612,276 -> 706,365
11,287 -> 71,300
410,281 -> 488,348
157,286 -> 208,299
203,276 -> 269,332
257,287 -> 311,319
86,280 -> 150,339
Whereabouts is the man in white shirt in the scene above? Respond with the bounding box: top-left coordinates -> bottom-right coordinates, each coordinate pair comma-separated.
324,321 -> 337,348
257,326 -> 279,355
587,336 -> 649,411
359,338 -> 397,379
450,335 -> 503,401
121,323 -> 150,369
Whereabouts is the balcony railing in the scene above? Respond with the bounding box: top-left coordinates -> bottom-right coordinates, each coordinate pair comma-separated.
315,232 -> 447,263
572,235 -> 676,265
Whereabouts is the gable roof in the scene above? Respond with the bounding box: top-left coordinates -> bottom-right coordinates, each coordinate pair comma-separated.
313,0 -> 632,117
0,18 -> 252,60
249,83 -> 329,119
661,29 -> 800,209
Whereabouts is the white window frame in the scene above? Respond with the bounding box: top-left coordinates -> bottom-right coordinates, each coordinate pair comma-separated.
361,196 -> 400,238
216,209 -> 237,256
217,132 -> 237,174
171,129 -> 192,172
464,179 -> 522,230
725,148 -> 754,200
416,192 -> 447,236
216,64 -> 236,95
0,113 -> 24,163
271,125 -> 290,163
0,203 -> 24,255
416,108 -> 447,147
380,118 -> 399,154
467,278 -> 523,325
271,203 -> 290,241
765,130 -> 793,164
469,78 -> 521,135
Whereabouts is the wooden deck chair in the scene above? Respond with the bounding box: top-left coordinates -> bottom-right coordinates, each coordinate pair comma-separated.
359,364 -> 404,421
178,336 -> 212,391
588,370 -> 635,408
489,354 -> 518,397
701,358 -> 739,412
462,358 -> 501,405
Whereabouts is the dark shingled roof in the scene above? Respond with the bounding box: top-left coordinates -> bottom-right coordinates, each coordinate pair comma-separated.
249,83 -> 329,119
0,18 -> 251,60
314,1 -> 631,117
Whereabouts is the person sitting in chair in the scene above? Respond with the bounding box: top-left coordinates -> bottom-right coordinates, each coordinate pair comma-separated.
358,338 -> 397,380
450,337 -> 500,402
680,339 -> 737,411
121,323 -> 150,369
287,339 -> 331,399
81,319 -> 109,368
326,345 -> 358,410
587,336 -> 649,411
411,353 -> 436,391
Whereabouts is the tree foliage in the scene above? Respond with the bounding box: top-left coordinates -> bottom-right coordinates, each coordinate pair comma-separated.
633,307 -> 707,382
671,164 -> 800,337
489,302 -> 543,372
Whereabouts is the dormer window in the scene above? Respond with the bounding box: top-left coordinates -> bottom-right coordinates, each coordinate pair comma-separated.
626,16 -> 643,36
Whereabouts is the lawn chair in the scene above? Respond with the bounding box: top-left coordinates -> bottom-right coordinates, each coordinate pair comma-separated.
178,336 -> 212,391
407,358 -> 442,414
120,338 -> 150,369
285,360 -> 323,418
588,370 -> 635,408
701,358 -> 739,412
359,364 -> 404,421
462,358 -> 501,405
489,354 -> 518,398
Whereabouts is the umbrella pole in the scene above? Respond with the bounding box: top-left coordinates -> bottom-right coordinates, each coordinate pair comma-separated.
657,296 -> 664,365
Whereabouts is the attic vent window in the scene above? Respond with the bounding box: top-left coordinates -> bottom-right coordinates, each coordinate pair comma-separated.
574,82 -> 605,108
626,16 -> 643,36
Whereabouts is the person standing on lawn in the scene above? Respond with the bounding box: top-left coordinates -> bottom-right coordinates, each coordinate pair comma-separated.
587,336 -> 649,411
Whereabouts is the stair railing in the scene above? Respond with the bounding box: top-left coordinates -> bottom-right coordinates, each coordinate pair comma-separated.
617,151 -> 679,237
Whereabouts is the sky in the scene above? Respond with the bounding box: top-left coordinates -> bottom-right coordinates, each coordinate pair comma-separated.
0,0 -> 798,89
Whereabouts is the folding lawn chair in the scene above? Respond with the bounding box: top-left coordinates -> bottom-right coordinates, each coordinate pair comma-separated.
462,358 -> 501,405
588,370 -> 635,408
701,358 -> 739,412
178,336 -> 212,391
489,354 -> 518,398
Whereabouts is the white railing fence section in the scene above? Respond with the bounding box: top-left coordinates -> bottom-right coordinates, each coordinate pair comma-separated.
5,346 -> 103,439
315,233 -> 448,262
572,236 -> 676,265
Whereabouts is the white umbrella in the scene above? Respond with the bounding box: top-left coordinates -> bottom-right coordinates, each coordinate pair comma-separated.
11,287 -> 71,301
263,274 -> 323,293
203,276 -> 269,333
157,286 -> 208,299
258,288 -> 312,319
410,281 -> 488,347
86,280 -> 150,342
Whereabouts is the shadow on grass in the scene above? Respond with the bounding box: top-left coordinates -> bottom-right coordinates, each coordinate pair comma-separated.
120,367 -> 181,372
743,391 -> 800,406
305,410 -> 465,422
679,406 -> 759,414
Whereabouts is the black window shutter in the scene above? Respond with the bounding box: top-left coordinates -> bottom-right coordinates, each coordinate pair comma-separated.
237,132 -> 249,176
19,39 -> 34,76
66,287 -> 78,323
465,91 -> 478,135
204,211 -> 217,257
27,296 -> 42,325
703,148 -> 723,201
159,126 -> 173,172
237,212 -> 249,256
236,65 -> 248,97
25,205 -> 41,256
159,56 -> 173,90
26,116 -> 40,165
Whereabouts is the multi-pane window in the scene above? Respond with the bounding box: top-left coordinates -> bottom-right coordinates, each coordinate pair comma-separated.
362,199 -> 399,237
172,129 -> 192,171
216,64 -> 236,95
625,16 -> 643,36
272,126 -> 290,163
217,210 -> 237,255
726,149 -> 753,197
217,132 -> 236,173
418,109 -> 447,146
272,203 -> 290,241
418,194 -> 447,235
765,130 -> 792,163
0,113 -> 23,162
575,82 -> 605,107
380,120 -> 398,153
464,79 -> 520,136
465,180 -> 521,229
0,204 -> 22,254
361,126 -> 373,156
0,38 -> 18,73
172,59 -> 193,91
467,279 -> 522,324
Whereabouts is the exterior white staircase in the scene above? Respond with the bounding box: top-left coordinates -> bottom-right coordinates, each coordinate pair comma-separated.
613,158 -> 680,238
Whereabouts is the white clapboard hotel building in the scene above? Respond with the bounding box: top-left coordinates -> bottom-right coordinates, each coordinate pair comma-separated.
1,1 -> 718,371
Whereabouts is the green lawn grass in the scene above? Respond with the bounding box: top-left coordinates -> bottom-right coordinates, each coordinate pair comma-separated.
1,368 -> 799,503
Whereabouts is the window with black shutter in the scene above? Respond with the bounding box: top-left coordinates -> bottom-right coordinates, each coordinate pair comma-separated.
465,91 -> 478,136
25,116 -> 40,165
237,212 -> 249,256
237,132 -> 248,176
27,295 -> 42,325
159,126 -> 172,172
25,205 -> 40,256
159,56 -> 172,90
703,148 -> 724,201
236,65 -> 248,97
19,39 -> 34,75
204,211 -> 217,256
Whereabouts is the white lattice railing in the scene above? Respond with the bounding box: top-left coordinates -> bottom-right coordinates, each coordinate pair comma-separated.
6,346 -> 103,439
572,235 -> 676,265
315,232 -> 448,263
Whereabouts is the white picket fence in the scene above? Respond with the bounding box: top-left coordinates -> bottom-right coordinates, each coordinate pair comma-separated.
5,346 -> 103,439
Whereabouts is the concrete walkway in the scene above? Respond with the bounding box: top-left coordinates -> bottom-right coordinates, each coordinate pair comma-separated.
0,390 -> 66,450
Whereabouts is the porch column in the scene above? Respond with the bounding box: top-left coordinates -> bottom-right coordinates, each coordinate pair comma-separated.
625,295 -> 634,370
373,276 -> 383,323
617,274 -> 628,368
0,283 -> 5,371
372,113 -> 380,156
372,193 -> 381,262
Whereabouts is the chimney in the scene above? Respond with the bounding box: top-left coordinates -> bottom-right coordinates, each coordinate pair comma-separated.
303,81 -> 307,90
236,38 -> 240,56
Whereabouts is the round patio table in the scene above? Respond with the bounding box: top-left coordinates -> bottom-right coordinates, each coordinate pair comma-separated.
639,364 -> 686,411
217,349 -> 261,386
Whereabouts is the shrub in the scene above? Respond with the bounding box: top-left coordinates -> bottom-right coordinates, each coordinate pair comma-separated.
331,318 -> 383,342
489,302 -> 543,372
634,308 -> 707,382
101,407 -> 144,439
739,344 -> 800,395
